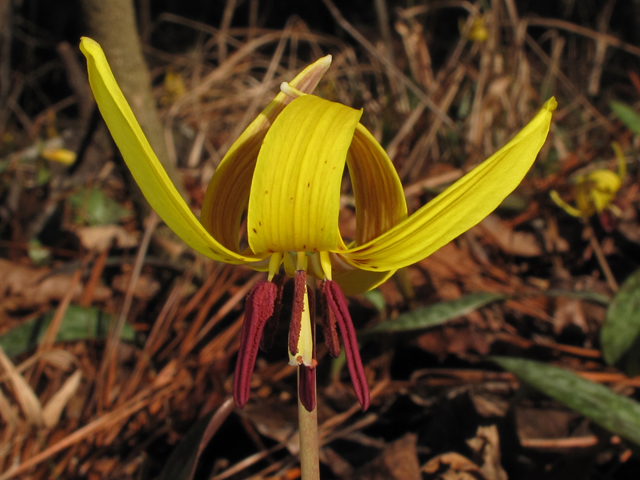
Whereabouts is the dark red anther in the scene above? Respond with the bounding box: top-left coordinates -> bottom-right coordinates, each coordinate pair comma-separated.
299,364 -> 316,412
233,280 -> 278,408
260,274 -> 285,351
599,209 -> 617,232
288,270 -> 307,356
319,282 -> 341,358
322,280 -> 370,411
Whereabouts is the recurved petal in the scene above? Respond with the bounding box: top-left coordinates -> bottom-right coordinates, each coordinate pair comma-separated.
331,253 -> 396,295
330,123 -> 407,295
80,37 -> 259,264
347,124 -> 408,245
201,56 -> 332,253
247,95 -> 362,254
341,97 -> 557,271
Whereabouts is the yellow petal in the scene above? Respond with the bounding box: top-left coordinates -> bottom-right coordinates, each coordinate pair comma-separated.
247,95 -> 362,254
80,37 -> 259,264
550,190 -> 584,217
348,124 -> 408,245
201,56 -> 332,253
331,255 -> 395,295
579,169 -> 621,213
331,125 -> 408,294
342,97 -> 557,271
41,147 -> 76,165
612,141 -> 627,180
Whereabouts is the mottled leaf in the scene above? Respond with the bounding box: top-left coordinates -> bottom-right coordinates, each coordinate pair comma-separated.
0,305 -> 136,358
601,268 -> 640,365
611,101 -> 640,136
494,356 -> 640,446
68,188 -> 132,226
366,292 -> 504,333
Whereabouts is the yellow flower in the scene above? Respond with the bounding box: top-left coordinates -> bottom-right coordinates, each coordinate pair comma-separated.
80,37 -> 555,411
550,142 -> 625,220
464,16 -> 489,43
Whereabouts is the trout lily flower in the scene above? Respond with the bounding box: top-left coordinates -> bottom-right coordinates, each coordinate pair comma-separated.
80,37 -> 555,412
550,142 -> 625,231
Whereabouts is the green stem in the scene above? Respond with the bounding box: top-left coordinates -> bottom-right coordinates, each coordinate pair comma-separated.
298,368 -> 320,480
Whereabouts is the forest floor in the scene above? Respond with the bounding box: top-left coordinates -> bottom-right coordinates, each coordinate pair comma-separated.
2,1 -> 640,479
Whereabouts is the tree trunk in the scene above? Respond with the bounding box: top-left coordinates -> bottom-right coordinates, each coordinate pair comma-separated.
80,0 -> 186,215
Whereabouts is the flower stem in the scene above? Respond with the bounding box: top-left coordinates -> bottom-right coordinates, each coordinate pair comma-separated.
298,368 -> 320,480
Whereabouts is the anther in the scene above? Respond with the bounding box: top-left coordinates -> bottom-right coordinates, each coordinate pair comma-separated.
234,280 -> 278,408
319,281 -> 340,358
260,274 -> 285,351
322,280 -> 370,411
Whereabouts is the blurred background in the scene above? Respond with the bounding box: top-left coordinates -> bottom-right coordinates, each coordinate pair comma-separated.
1,0 -> 640,479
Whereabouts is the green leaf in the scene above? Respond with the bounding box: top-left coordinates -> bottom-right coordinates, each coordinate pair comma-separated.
363,290 -> 386,312
542,289 -> 610,305
0,305 -> 136,358
611,101 -> 640,136
158,412 -> 213,480
601,268 -> 640,365
158,398 -> 235,480
365,291 -> 505,333
68,188 -> 131,226
494,356 -> 640,446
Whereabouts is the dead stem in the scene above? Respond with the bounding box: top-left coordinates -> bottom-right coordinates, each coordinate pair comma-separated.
584,220 -> 618,292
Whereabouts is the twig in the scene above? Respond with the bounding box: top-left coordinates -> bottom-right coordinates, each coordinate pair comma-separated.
525,16 -> 640,59
0,384 -> 175,480
584,220 -> 618,292
320,0 -> 454,128
97,211 -> 159,410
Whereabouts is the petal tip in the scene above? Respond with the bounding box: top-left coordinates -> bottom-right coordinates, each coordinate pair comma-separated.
320,54 -> 332,67
79,36 -> 99,55
544,97 -> 558,112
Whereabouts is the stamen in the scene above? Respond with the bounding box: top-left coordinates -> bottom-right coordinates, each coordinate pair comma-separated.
296,251 -> 307,270
268,252 -> 283,281
280,82 -> 307,99
260,274 -> 285,351
234,280 -> 278,408
299,365 -> 316,412
283,252 -> 297,277
288,270 -> 307,357
319,281 -> 340,357
322,280 -> 370,410
319,251 -> 332,280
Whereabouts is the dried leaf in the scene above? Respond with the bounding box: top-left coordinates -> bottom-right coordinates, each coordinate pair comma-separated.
474,215 -> 541,257
112,272 -> 161,300
0,347 -> 43,426
74,224 -> 139,251
0,387 -> 19,430
0,260 -> 111,312
356,433 -> 421,480
466,425 -> 507,480
423,452 -> 479,474
42,370 -> 82,428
